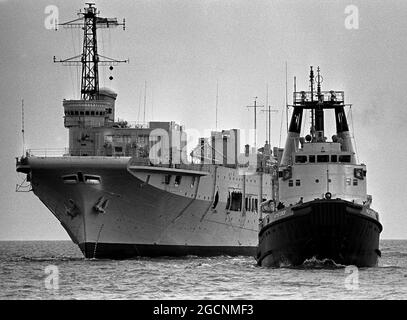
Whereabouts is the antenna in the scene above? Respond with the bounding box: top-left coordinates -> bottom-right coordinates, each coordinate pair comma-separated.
151,86 -> 154,120
285,61 -> 288,134
261,106 -> 279,147
21,99 -> 25,156
246,97 -> 264,149
317,66 -> 322,97
265,83 -> 268,142
215,81 -> 219,130
310,66 -> 315,139
294,76 -> 296,93
54,3 -> 128,100
143,81 -> 147,125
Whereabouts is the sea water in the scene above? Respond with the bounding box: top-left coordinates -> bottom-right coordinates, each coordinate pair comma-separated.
0,240 -> 406,299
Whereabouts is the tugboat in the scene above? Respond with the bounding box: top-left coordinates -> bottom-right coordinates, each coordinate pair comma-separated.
257,67 -> 382,267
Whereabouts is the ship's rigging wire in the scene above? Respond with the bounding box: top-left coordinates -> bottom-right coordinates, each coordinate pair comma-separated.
100,30 -> 106,88
347,105 -> 359,163
190,139 -> 225,163
68,59 -> 76,99
76,30 -> 81,99
69,29 -> 77,98
68,28 -> 82,99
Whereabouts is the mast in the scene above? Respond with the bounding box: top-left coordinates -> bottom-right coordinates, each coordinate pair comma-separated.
261,105 -> 278,147
246,97 -> 264,149
310,66 -> 315,140
143,80 -> 147,124
215,81 -> 219,130
315,66 -> 324,141
268,104 -> 270,144
54,3 -> 127,100
21,99 -> 25,156
265,83 -> 268,142
294,76 -> 296,94
81,4 -> 99,100
285,61 -> 289,134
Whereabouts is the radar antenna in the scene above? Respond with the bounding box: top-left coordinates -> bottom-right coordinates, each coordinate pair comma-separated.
53,3 -> 128,100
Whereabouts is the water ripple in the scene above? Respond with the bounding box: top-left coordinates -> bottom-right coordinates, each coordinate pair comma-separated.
0,240 -> 406,299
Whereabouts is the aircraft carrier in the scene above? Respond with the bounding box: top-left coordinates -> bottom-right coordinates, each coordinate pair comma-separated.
16,3 -> 277,259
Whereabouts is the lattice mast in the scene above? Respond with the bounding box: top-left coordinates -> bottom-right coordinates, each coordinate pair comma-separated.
54,3 -> 127,100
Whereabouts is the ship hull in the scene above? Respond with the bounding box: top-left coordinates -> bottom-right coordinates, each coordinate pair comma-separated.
257,199 -> 382,267
18,156 -> 263,259
80,243 -> 255,259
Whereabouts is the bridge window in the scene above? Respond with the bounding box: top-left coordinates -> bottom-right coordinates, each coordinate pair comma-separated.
309,155 -> 315,163
164,175 -> 171,185
75,111 -> 79,115
295,155 -> 307,163
331,155 -> 337,162
80,111 -> 84,116
85,111 -> 89,115
91,111 -> 95,116
339,155 -> 351,163
317,155 -> 329,162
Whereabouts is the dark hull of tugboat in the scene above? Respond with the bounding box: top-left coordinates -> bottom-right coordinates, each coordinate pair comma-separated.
257,199 -> 382,267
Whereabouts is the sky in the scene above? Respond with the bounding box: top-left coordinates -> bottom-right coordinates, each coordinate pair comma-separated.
0,0 -> 406,239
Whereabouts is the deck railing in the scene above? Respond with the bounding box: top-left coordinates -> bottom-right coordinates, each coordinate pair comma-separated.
26,148 -> 70,157
293,91 -> 345,104
26,148 -> 130,157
